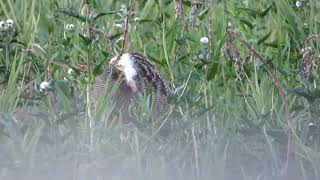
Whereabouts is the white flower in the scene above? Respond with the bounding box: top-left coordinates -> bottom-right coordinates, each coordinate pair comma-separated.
89,12 -> 98,19
134,17 -> 140,22
296,1 -> 304,8
200,37 -> 209,44
243,1 -> 249,6
6,19 -> 14,28
116,36 -> 124,43
65,24 -> 75,31
84,76 -> 89,82
301,46 -> 311,53
67,68 -> 74,75
308,122 -> 315,127
113,23 -> 123,29
39,81 -> 50,92
120,4 -> 126,11
0,21 -> 6,30
199,53 -> 205,59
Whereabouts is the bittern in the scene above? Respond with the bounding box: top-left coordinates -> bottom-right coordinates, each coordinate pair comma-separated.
90,52 -> 170,122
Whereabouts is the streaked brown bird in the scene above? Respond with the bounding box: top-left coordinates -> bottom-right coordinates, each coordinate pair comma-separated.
90,52 -> 170,122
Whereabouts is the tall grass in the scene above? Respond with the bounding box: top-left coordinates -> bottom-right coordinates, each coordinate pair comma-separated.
0,0 -> 320,180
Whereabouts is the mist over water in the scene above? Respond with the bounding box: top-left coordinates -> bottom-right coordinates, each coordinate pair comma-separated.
0,115 -> 316,180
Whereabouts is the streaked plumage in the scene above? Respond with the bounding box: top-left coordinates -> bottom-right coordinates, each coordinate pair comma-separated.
91,52 -> 170,121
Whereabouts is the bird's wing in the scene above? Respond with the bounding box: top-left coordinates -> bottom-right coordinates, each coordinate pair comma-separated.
129,53 -> 171,115
130,53 -> 170,96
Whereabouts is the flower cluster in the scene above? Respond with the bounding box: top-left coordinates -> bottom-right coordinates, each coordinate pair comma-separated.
65,24 -> 75,32
296,0 -> 305,8
67,68 -> 74,75
39,81 -> 50,93
200,37 -> 209,44
64,68 -> 76,81
0,19 -> 14,31
198,37 -> 210,61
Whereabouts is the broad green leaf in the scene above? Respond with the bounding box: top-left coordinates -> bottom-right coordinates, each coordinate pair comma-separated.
78,33 -> 93,45
258,31 -> 272,45
93,11 -> 118,20
198,8 -> 210,20
239,16 -> 255,29
182,0 -> 191,7
237,7 -> 259,18
207,34 -> 226,81
259,4 -> 273,18
56,10 -> 86,22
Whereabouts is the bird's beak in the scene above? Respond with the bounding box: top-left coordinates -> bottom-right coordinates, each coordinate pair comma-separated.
115,63 -> 124,71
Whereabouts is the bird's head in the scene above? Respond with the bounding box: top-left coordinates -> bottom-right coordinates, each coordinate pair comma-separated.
110,53 -> 138,92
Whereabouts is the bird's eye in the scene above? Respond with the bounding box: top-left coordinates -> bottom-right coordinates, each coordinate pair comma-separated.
115,64 -> 124,71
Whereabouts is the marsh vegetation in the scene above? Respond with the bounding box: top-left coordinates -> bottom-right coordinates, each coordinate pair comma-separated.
0,0 -> 320,179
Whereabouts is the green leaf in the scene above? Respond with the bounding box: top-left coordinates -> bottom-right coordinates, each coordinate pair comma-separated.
101,51 -> 110,58
56,9 -> 86,22
259,4 -> 273,18
109,32 -> 123,40
194,62 -> 205,69
288,88 -> 320,103
263,42 -> 280,48
206,34 -> 226,81
93,63 -> 104,76
237,7 -> 259,18
54,80 -> 72,112
258,31 -> 272,45
93,11 -> 118,20
10,39 -> 27,47
78,33 -> 93,45
182,0 -> 191,7
239,16 -> 255,29
198,8 -> 209,20
191,104 -> 215,118
137,19 -> 154,23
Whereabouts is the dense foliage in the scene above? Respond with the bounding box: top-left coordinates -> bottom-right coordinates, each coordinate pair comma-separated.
0,0 -> 320,179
